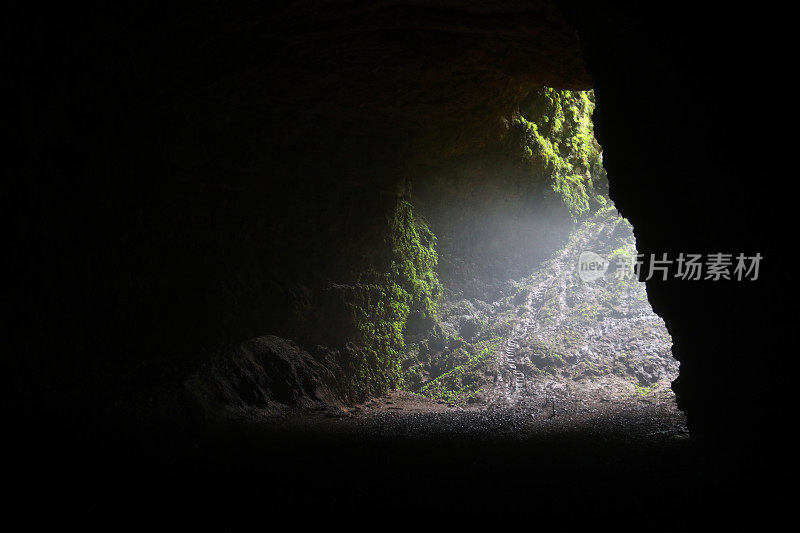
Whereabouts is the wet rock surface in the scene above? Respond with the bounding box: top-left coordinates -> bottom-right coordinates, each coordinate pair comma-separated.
402,206 -> 677,407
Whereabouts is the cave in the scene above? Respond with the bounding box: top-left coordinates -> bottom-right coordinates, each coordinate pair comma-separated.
7,1 -> 794,527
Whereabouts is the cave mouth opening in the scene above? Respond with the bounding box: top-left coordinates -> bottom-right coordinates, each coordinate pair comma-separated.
388,199 -> 682,424
155,86 -> 685,444
310,87 -> 685,437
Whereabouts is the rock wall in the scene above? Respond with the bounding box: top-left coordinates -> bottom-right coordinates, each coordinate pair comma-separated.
401,205 -> 676,405
560,3 -> 793,462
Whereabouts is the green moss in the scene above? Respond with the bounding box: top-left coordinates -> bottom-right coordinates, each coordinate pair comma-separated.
347,198 -> 443,396
634,383 -> 659,396
514,88 -> 604,218
418,338 -> 501,405
524,336 -> 567,374
574,302 -> 601,322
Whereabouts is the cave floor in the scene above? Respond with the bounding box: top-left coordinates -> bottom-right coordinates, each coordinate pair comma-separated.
347,377 -> 685,430
172,394 -> 707,525
33,390 -> 766,527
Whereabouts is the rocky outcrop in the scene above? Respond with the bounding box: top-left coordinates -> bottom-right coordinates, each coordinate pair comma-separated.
512,207 -> 675,385
184,336 -> 345,420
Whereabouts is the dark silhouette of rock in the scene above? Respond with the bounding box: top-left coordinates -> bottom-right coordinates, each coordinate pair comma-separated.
185,336 -> 344,419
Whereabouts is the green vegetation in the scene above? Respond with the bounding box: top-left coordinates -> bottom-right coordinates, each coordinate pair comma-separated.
347,198 -> 443,397
528,341 -> 567,375
418,338 -> 501,405
383,190 -> 674,402
634,383 -> 659,396
515,88 -> 604,218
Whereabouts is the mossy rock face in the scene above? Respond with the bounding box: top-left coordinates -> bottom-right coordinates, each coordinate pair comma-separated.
529,341 -> 566,372
459,317 -> 481,340
513,88 -> 607,218
343,198 -> 443,398
414,337 -> 503,405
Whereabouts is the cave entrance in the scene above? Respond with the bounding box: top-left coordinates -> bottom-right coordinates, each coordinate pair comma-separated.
387,87 -> 681,426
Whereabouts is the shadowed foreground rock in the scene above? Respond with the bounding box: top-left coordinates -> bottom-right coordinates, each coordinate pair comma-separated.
185,336 -> 345,419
